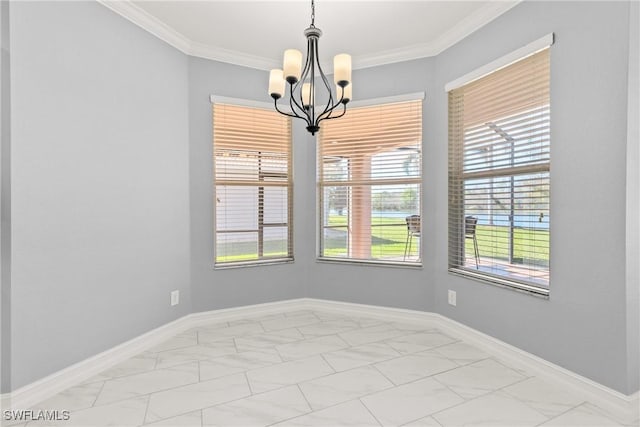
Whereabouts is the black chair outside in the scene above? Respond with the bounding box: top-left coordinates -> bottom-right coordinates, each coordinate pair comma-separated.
465,216 -> 480,268
404,215 -> 421,261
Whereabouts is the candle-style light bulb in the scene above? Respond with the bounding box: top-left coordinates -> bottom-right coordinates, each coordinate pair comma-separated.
302,83 -> 312,107
268,69 -> 285,99
333,54 -> 352,87
283,49 -> 302,84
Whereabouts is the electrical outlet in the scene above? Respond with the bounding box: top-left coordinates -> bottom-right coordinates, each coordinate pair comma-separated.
448,290 -> 457,306
170,290 -> 180,306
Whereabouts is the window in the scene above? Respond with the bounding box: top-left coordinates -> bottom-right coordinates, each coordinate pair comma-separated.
318,99 -> 423,265
213,103 -> 293,266
448,48 -> 550,294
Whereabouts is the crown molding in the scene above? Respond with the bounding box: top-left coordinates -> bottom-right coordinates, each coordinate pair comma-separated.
351,1 -> 520,70
98,0 -> 521,72
352,43 -> 441,70
97,0 -> 280,71
97,0 -> 191,54
189,41 -> 280,71
430,1 -> 521,57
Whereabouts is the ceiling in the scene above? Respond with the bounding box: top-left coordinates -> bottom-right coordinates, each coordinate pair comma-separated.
101,1 -> 519,70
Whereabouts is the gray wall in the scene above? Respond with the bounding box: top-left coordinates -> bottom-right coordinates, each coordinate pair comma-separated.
8,1 -> 191,389
187,57 -> 310,312
310,1 -> 637,394
0,0 -> 12,394
625,0 -> 639,395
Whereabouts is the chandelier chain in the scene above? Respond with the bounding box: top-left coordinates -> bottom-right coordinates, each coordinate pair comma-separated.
311,0 -> 315,26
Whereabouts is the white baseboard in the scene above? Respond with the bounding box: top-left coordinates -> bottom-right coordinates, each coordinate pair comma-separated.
0,392 -> 10,413
188,298 -> 306,327
3,297 -> 638,424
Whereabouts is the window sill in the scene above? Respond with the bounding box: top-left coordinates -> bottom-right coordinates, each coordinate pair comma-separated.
316,257 -> 423,269
214,258 -> 294,270
448,267 -> 549,299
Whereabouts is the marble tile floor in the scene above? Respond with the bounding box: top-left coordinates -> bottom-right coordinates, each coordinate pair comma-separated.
5,309 -> 637,427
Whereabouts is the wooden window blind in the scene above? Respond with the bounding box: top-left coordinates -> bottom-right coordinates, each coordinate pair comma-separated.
448,48 -> 550,293
318,100 -> 422,264
213,103 -> 293,266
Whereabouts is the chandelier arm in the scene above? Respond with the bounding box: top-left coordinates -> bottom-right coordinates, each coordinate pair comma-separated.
317,85 -> 344,122
317,101 -> 334,123
309,40 -> 317,127
295,38 -> 314,124
314,52 -> 336,120
317,101 -> 340,122
318,81 -> 344,123
318,102 -> 347,124
274,98 -> 304,120
288,81 -> 309,125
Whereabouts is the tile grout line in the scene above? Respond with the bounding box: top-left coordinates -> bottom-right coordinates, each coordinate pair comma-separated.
319,353 -> 337,373
358,398 -> 385,426
295,383 -> 315,413
141,394 -> 151,426
533,401 -> 625,427
138,372 -> 256,425
536,399 -> 608,426
359,343 -> 487,390
431,374 -> 469,401
273,364 -> 490,426
532,403 -> 583,427
491,372 -> 565,419
89,381 -> 107,408
423,373 -> 547,425
244,372 -> 255,395
491,354 -> 536,378
370,363 -> 397,387
151,352 -> 159,371
73,363 -> 203,415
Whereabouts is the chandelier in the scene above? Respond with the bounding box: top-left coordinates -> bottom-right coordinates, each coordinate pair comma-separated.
268,0 -> 352,135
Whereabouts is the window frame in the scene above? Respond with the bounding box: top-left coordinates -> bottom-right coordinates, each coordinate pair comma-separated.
446,37 -> 553,297
211,97 -> 294,268
316,94 -> 425,267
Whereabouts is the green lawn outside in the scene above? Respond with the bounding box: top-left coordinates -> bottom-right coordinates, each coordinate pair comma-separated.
216,215 -> 550,266
215,240 -> 288,263
323,216 -> 411,258
323,215 -> 549,265
471,225 -> 549,266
